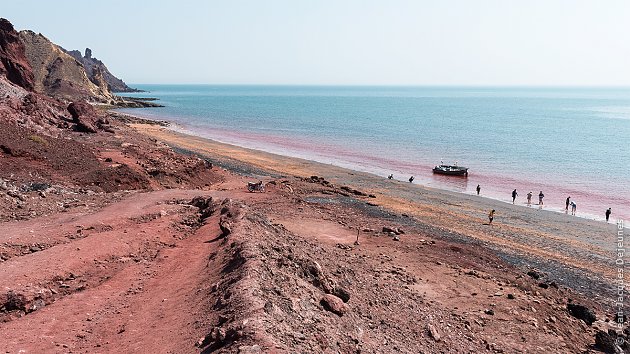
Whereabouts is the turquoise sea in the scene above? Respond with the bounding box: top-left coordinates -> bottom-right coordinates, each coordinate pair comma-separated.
120,85 -> 630,222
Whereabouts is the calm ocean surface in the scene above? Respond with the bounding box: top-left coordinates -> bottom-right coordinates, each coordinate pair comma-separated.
120,85 -> 630,222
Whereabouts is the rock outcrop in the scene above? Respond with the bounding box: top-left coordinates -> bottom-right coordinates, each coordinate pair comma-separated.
67,100 -> 109,133
18,30 -> 113,103
0,19 -> 79,134
2,17 -> 155,112
0,17 -> 160,142
66,48 -> 140,93
0,18 -> 34,91
90,66 -> 111,97
320,294 -> 349,316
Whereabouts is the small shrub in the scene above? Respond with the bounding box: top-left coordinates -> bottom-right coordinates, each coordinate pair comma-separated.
28,135 -> 48,146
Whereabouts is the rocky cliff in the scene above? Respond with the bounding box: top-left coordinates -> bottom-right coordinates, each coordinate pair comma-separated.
0,19 -> 34,91
18,30 -> 113,103
65,48 -> 140,93
1,17 -> 159,133
0,18 -> 69,133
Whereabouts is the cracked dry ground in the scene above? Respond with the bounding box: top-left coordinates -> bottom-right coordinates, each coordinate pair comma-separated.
0,173 -> 614,353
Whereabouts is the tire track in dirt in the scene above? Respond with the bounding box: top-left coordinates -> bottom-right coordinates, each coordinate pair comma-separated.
0,190 -> 221,352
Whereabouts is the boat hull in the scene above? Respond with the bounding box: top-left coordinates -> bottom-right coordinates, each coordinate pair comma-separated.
432,165 -> 469,176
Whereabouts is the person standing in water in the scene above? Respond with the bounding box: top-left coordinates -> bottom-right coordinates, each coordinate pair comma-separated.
388,174 -> 393,180
409,176 -> 414,183
526,191 -> 532,206
538,191 -> 545,206
606,208 -> 612,222
476,184 -> 481,195
512,189 -> 518,204
488,209 -> 495,224
565,196 -> 571,212
570,201 -> 577,215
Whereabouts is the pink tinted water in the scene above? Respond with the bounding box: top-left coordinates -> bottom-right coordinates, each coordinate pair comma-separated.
170,123 -> 628,223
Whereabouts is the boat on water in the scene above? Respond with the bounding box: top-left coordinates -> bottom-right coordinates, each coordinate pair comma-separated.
432,164 -> 469,176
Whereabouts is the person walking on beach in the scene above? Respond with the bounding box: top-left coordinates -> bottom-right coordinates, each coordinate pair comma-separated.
570,201 -> 577,215
476,184 -> 481,195
409,176 -> 414,183
512,189 -> 518,204
488,209 -> 495,224
526,191 -> 532,206
565,196 -> 571,211
606,208 -> 612,222
538,191 -> 545,206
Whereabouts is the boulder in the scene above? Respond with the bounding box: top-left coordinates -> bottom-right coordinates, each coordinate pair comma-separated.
527,269 -> 543,279
67,100 -> 101,133
191,196 -> 213,209
190,196 -> 214,221
196,326 -> 227,348
320,294 -> 348,316
340,186 -> 368,196
594,330 -> 621,353
332,286 -> 351,303
567,303 -> 596,325
382,226 -> 398,234
1,290 -> 27,312
427,324 -> 441,341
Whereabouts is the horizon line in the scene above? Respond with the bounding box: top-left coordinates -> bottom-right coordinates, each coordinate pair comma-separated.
127,83 -> 630,89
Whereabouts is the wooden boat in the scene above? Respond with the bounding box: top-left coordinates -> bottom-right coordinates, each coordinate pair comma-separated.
432,164 -> 469,176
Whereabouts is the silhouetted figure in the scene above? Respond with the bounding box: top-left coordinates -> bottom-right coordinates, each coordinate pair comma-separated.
488,209 -> 495,224
606,208 -> 612,222
538,191 -> 545,206
512,189 -> 518,204
388,174 -> 393,180
565,196 -> 571,211
409,176 -> 414,183
526,191 -> 532,206
476,184 -> 481,195
570,201 -> 577,215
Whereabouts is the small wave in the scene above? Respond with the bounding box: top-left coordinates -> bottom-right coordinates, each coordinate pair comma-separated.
588,106 -> 630,121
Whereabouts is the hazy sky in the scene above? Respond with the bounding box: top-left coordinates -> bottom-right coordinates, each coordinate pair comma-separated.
4,0 -> 630,86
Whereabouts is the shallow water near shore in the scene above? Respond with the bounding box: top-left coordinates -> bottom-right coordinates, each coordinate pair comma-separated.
119,85 -> 630,222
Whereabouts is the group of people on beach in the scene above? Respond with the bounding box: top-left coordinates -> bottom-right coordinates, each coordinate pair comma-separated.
511,188 -> 545,206
390,176 -> 614,224
478,185 -> 613,224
